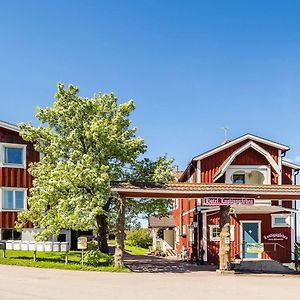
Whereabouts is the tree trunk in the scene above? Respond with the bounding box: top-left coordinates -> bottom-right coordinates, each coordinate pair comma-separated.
114,195 -> 126,268
218,205 -> 231,271
95,214 -> 109,253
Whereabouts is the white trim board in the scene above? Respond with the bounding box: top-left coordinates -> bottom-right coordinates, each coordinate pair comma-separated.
282,160 -> 300,170
0,121 -> 20,133
214,141 -> 280,182
193,134 -> 289,161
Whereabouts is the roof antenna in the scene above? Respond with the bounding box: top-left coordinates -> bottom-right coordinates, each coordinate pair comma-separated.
221,126 -> 230,144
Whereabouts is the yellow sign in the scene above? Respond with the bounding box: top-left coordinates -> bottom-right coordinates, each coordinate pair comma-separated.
246,243 -> 264,253
77,236 -> 88,250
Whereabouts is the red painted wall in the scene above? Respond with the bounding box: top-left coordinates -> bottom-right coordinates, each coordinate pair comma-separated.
0,127 -> 38,229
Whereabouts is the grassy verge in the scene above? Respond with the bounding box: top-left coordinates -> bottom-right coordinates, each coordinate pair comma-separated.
0,250 -> 130,272
109,240 -> 148,255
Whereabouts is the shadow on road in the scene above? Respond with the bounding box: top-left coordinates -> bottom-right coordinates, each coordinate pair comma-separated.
123,252 -> 217,273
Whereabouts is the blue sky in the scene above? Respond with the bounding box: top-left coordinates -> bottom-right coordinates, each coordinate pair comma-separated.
1,0 -> 300,170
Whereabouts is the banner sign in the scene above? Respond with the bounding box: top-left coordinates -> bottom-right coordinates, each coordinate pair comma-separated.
246,243 -> 264,253
203,197 -> 255,206
263,232 -> 288,242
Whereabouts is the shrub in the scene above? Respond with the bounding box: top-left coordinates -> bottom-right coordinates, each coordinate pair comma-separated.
126,229 -> 152,248
82,250 -> 113,267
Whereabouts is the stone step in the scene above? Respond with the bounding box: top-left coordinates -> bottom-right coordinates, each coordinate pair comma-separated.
232,259 -> 294,274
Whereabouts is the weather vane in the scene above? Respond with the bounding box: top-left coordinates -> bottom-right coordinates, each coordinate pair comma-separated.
221,126 -> 229,141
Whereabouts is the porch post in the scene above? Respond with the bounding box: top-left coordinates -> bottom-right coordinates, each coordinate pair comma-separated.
218,205 -> 231,271
114,194 -> 126,268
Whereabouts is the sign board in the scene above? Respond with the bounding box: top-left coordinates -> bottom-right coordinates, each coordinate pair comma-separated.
246,243 -> 264,253
203,197 -> 255,206
263,232 -> 288,242
77,236 -> 88,250
224,237 -> 230,244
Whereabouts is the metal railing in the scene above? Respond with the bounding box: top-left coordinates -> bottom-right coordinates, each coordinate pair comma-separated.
231,242 -> 285,261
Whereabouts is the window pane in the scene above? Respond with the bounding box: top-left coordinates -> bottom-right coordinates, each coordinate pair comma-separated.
275,217 -> 287,225
233,174 -> 245,184
15,191 -> 25,209
3,191 -> 13,209
4,148 -> 23,164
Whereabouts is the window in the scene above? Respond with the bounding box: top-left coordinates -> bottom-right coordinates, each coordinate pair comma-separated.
4,147 -> 23,165
209,225 -> 235,241
271,214 -> 290,228
209,225 -> 221,241
233,174 -> 245,184
2,190 -> 26,210
1,143 -> 26,168
1,229 -> 21,240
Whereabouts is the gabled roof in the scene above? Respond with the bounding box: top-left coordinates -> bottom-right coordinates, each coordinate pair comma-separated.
192,133 -> 289,161
0,120 -> 20,133
213,141 -> 280,182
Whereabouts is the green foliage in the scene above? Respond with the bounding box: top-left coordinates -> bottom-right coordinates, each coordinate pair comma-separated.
126,229 -> 152,249
16,83 -> 146,240
0,250 -> 129,272
82,250 -> 113,267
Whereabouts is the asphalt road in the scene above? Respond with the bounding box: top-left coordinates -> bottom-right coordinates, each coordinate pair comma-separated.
0,265 -> 300,300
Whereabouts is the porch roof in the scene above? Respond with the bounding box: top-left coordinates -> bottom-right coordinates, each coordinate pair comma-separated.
111,182 -> 300,200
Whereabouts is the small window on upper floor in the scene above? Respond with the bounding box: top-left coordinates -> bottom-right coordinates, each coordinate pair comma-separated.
1,144 -> 26,168
4,147 -> 23,165
232,174 -> 245,184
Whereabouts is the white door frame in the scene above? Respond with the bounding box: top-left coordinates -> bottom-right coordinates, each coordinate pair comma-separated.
240,220 -> 262,259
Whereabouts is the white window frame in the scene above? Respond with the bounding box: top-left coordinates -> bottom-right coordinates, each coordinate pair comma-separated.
0,143 -> 27,169
225,165 -> 271,185
209,225 -> 235,242
0,188 -> 27,211
271,214 -> 291,228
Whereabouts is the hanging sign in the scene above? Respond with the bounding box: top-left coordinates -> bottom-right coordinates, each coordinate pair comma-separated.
246,243 -> 264,253
203,197 -> 255,206
263,232 -> 289,242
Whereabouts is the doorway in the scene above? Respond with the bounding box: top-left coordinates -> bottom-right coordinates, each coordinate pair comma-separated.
241,221 -> 261,259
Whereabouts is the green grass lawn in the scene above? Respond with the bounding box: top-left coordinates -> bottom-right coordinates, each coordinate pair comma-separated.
0,250 -> 130,272
109,240 -> 148,255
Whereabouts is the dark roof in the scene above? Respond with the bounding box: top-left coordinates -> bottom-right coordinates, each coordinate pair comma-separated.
148,216 -> 176,228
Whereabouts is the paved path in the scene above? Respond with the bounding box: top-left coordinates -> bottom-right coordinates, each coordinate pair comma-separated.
124,253 -> 217,273
0,264 -> 300,300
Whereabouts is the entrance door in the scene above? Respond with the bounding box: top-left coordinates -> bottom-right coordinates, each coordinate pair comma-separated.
242,222 -> 259,259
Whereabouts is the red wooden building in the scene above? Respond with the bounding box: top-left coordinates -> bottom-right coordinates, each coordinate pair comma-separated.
172,134 -> 300,264
0,120 -> 39,240
0,120 -> 72,244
